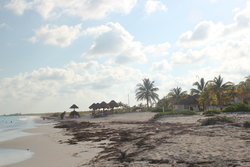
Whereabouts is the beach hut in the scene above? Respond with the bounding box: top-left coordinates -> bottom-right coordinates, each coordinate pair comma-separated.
173,96 -> 199,111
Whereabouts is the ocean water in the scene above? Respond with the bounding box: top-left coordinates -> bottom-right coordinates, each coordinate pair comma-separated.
0,115 -> 39,166
0,149 -> 34,166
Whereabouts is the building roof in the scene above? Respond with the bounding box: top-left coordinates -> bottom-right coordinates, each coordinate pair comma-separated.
175,95 -> 198,105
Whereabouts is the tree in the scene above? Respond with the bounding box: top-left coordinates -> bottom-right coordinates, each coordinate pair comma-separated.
156,96 -> 172,111
191,78 -> 208,111
135,78 -> 159,109
191,78 -> 208,95
237,76 -> 250,103
209,75 -> 233,108
168,86 -> 187,106
245,75 -> 250,82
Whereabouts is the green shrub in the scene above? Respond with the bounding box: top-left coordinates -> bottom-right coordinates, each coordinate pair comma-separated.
151,107 -> 163,112
223,103 -> 250,113
201,116 -> 235,126
243,120 -> 250,128
203,110 -> 221,115
153,110 -> 197,119
50,112 -> 60,117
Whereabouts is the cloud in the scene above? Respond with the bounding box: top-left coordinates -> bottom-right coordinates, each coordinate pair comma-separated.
178,1 -> 250,47
5,0 -> 138,20
82,22 -> 146,64
145,0 -> 167,14
143,42 -> 171,56
171,49 -> 206,64
178,21 -> 224,46
151,60 -> 172,72
0,61 -> 143,113
29,24 -> 82,47
171,37 -> 250,83
5,0 -> 32,15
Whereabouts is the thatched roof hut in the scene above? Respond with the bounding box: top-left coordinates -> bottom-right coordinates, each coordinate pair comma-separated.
175,96 -> 198,105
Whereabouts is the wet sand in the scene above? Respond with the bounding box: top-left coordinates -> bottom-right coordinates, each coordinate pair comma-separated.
0,124 -> 102,167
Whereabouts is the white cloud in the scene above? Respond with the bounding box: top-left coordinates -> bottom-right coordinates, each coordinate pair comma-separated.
151,60 -> 172,72
0,61 -> 143,113
5,0 -> 138,20
82,22 -> 146,64
145,0 -> 167,14
171,49 -> 206,64
29,24 -> 82,47
143,42 -> 171,56
178,1 -> 250,47
172,37 -> 250,84
5,0 -> 32,15
178,21 -> 224,47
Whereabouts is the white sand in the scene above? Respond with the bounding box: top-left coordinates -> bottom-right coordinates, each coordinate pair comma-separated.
0,124 -> 102,167
158,115 -> 204,124
86,112 -> 156,123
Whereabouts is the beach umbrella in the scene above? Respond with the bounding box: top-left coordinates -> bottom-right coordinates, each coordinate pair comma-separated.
95,103 -> 101,110
69,111 -> 80,118
109,100 -> 119,110
70,104 -> 79,111
89,103 -> 96,110
100,101 -> 109,111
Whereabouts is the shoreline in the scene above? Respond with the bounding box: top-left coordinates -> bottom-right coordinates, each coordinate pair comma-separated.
0,122 -> 102,167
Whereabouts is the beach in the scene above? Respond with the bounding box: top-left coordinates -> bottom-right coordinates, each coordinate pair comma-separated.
0,123 -> 103,167
1,112 -> 250,167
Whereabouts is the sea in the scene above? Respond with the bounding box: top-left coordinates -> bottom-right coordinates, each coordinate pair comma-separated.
0,115 -> 41,166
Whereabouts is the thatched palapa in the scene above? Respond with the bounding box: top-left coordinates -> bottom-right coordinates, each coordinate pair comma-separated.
70,104 -> 79,111
109,100 -> 119,110
69,104 -> 80,118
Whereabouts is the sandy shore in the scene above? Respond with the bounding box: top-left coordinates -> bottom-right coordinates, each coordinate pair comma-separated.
55,112 -> 250,167
1,112 -> 250,167
0,123 -> 102,167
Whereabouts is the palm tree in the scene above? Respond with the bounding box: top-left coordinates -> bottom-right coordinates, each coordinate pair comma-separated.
168,87 -> 187,105
245,75 -> 250,82
156,96 -> 171,110
191,78 -> 208,111
135,78 -> 159,109
237,76 -> 250,103
209,75 -> 233,108
191,78 -> 208,95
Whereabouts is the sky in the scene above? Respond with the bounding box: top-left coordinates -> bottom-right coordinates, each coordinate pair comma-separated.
0,0 -> 250,114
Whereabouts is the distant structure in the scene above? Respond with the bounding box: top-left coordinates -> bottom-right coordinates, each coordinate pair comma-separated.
69,104 -> 80,118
